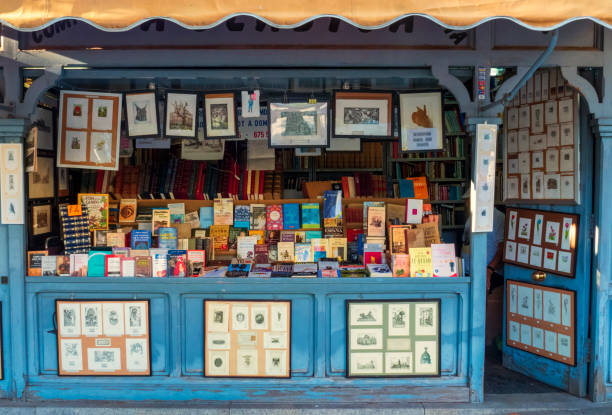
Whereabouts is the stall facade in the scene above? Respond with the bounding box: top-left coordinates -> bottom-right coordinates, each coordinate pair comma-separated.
0,2 -> 612,404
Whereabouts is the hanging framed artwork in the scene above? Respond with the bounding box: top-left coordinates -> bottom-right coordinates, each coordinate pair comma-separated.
333,91 -> 393,138
57,167 -> 69,198
164,91 -> 199,139
399,90 -> 444,152
471,123 -> 498,233
57,90 -> 122,170
28,156 -> 55,199
203,92 -> 238,139
32,204 -> 52,235
34,105 -> 55,151
268,101 -> 329,148
345,299 -> 441,377
25,126 -> 38,173
0,143 -> 25,224
124,91 -> 159,138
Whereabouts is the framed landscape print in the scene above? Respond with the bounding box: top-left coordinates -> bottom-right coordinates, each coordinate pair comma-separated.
506,280 -> 576,366
32,204 -> 52,235
203,92 -> 238,139
56,299 -> 151,376
57,90 -> 122,170
204,300 -> 291,378
399,91 -> 443,152
28,156 -> 55,199
268,102 -> 329,148
164,91 -> 198,139
333,91 -> 393,138
124,91 -> 159,138
346,299 -> 441,377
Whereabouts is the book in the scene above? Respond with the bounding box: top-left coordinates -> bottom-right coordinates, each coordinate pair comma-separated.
277,242 -> 295,262
301,203 -> 320,229
131,230 -> 151,249
405,227 -> 426,249
168,202 -> 185,224
209,225 -> 230,251
176,223 -> 193,240
152,208 -> 170,235
134,256 -> 152,277
237,236 -> 258,260
227,263 -> 252,278
294,243 -> 312,263
41,256 -> 58,276
213,198 -> 234,225
158,227 -> 178,249
367,206 -> 386,237
248,264 -> 273,278
112,247 -> 130,257
249,229 -> 265,245
328,237 -> 348,261
119,198 -> 138,223
254,244 -> 269,263
363,201 -> 385,233
266,230 -> 280,244
187,250 -> 206,277
409,247 -> 433,277
363,244 -> 383,265
392,254 -> 411,277
109,203 -> 119,225
120,257 -> 136,277
294,231 -> 306,243
234,205 -> 251,228
431,243 -> 458,277
199,206 -> 214,228
367,263 -> 392,277
305,230 -> 322,242
106,232 -> 126,248
56,255 -> 71,276
266,205 -> 283,230
87,250 -> 111,277
406,199 -> 424,224
280,230 -> 296,242
167,250 -> 188,277
59,204 -> 90,254
311,238 -> 328,263
318,259 -> 340,278
27,250 -> 48,276
93,230 -> 108,247
282,203 -> 300,229
292,263 -> 318,278
105,255 -> 122,277
323,190 -> 343,235
69,254 -> 88,276
78,193 -> 110,231
268,243 -> 278,263
271,263 -> 293,278
390,225 -> 410,254
250,204 -> 267,230
151,249 -> 168,277
340,264 -> 367,278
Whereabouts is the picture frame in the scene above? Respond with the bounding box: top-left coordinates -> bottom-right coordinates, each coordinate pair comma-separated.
399,90 -> 444,152
57,167 -> 69,198
203,92 -> 239,139
204,299 -> 292,378
55,299 -> 151,376
268,101 -> 329,148
332,91 -> 393,138
124,91 -> 159,138
345,299 -> 441,378
28,156 -> 55,199
32,204 -> 52,236
24,126 -> 38,173
33,105 -> 55,152
164,91 -> 199,139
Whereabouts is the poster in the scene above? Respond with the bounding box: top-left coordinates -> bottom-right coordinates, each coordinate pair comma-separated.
0,143 -> 25,224
471,123 -> 498,233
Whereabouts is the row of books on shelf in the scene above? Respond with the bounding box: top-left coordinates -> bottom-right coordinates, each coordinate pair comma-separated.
443,109 -> 465,134
428,183 -> 464,202
391,135 -> 466,159
278,142 -> 383,170
393,161 -> 465,181
339,174 -> 387,198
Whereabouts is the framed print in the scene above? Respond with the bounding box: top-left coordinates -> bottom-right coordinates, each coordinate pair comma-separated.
32,204 -> 52,235
346,300 -> 440,377
164,91 -> 198,139
506,280 -> 575,366
56,299 -> 151,376
78,193 -> 109,231
204,92 -> 238,139
25,126 -> 38,173
268,102 -> 329,148
28,156 -> 55,199
204,300 -> 291,378
57,90 -> 122,170
333,91 -> 393,138
57,168 -> 69,198
399,91 -> 443,152
33,106 -> 55,151
0,144 -> 25,224
124,91 -> 159,138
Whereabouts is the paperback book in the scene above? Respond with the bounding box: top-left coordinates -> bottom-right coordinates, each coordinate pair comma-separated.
301,203 -> 320,229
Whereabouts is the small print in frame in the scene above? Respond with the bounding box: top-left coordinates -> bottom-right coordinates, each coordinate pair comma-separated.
269,102 -> 329,148
350,328 -> 383,350
531,103 -> 544,133
165,91 -> 198,139
28,156 -> 55,199
204,92 -> 238,139
544,174 -> 561,200
92,99 -> 114,131
265,349 -> 287,376
518,106 -> 530,129
32,204 -> 52,235
545,330 -> 557,354
270,303 -> 288,332
534,289 -> 543,320
546,148 -> 559,173
507,108 -> 519,129
507,130 -> 518,154
558,98 -> 573,123
207,332 -> 231,350
251,305 -> 269,331
208,350 -> 230,376
530,134 -> 546,151
87,348 -> 121,372
236,349 -> 258,376
532,151 -> 544,169
507,176 -> 519,200
414,303 -> 437,336
81,303 -> 102,337
547,124 -> 560,147
529,246 -> 543,268
517,243 -> 530,264
399,91 -> 444,151
545,221 -> 560,245
124,302 -> 147,337
518,130 -> 530,152
557,251 -> 573,274
102,302 -> 125,337
532,171 -> 544,199
543,290 -> 561,325
517,285 -> 534,318
59,302 -> 81,337
207,302 -> 230,332
350,352 -> 383,375
335,91 -> 393,138
520,174 -> 531,199
560,175 -> 575,200
231,304 -> 249,331
60,339 -> 83,373
509,283 -> 517,313
517,217 -> 532,240
388,303 -> 410,336
544,101 -> 558,124
385,352 -> 413,374
520,324 -> 532,346
350,303 -> 383,326
559,148 -> 574,172
414,341 -> 438,374
125,338 -> 149,372
125,92 -> 159,138
505,241 -> 517,261
533,327 -> 544,349
543,249 -> 558,271
562,294 -> 572,327
560,123 -> 574,146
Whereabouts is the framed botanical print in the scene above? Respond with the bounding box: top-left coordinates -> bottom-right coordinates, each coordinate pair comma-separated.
333,91 -> 393,138
164,91 -> 199,139
203,92 -> 238,139
268,101 -> 329,148
124,91 -> 159,138
399,91 -> 443,152
28,156 -> 55,199
32,204 -> 52,235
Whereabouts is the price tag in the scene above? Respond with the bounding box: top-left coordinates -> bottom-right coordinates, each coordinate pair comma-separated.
67,205 -> 82,216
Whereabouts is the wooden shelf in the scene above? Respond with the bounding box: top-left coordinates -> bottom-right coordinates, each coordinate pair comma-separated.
391,157 -> 466,162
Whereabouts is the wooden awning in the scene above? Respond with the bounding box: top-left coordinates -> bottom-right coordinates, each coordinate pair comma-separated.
1,0 -> 611,31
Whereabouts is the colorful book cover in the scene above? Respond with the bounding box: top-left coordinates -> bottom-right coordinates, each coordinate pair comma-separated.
131,230 -> 151,249
311,238 -> 328,263
282,203 -> 300,229
266,205 -> 283,230
268,243 -> 278,263
305,230 -> 322,242
120,257 -> 136,277
406,199 -> 424,224
228,227 -> 246,250
213,198 -> 234,226
249,229 -> 265,245
105,255 -> 122,277
328,237 -> 348,261
78,193 -> 110,231
431,243 -> 458,277
363,243 -> 383,265
318,259 -> 340,278
41,256 -> 58,276
277,242 -> 295,262
94,230 -> 108,247
250,204 -> 267,230
392,254 -> 411,277
150,248 -> 168,277
106,232 -> 126,248
390,225 -> 410,254
323,190 -> 343,234
167,250 -> 188,277
209,225 -> 230,251
199,206 -> 214,229
69,253 -> 88,277
367,206 -> 386,237
187,250 -> 206,277
367,263 -> 392,277
118,198 -> 137,223
112,247 -> 130,257
234,205 -> 251,228
152,208 -> 171,235
409,247 -> 433,277
294,231 -> 306,243
237,236 -> 258,260
56,255 -> 71,276
301,203 -> 321,229
168,202 -> 186,224
254,244 -> 269,263
158,227 -> 178,249
363,201 -> 385,232
347,228 -> 364,243
87,250 -> 111,277
294,243 -> 312,263
134,256 -> 152,277
27,250 -> 48,276
109,203 -> 119,225
266,230 -> 280,243
280,231 -> 296,242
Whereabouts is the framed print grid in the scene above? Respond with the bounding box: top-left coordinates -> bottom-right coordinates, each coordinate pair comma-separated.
204,300 -> 291,378
55,300 -> 151,376
346,299 -> 441,377
124,91 -> 159,138
506,280 -> 576,366
332,91 -> 393,138
503,68 -> 580,204
57,90 -> 123,170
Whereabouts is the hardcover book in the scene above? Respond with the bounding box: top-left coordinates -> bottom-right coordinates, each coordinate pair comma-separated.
234,205 -> 251,228
134,256 -> 152,277
228,227 -> 245,250
390,225 -> 410,254
187,250 -> 206,277
406,199 -> 424,224
167,250 -> 188,277
431,243 -> 458,277
280,231 -> 296,242
158,227 -> 179,249
318,259 -> 340,278
120,257 -> 136,277
151,248 -> 168,277
250,204 -> 267,230
363,243 -> 383,265
41,256 -> 57,276
237,236 -> 258,260
213,198 -> 234,226
301,203 -> 320,229
282,203 -> 300,229
118,198 -> 138,223
152,208 -> 171,235
367,263 -> 392,277
409,247 -> 433,277
87,250 -> 111,277
327,237 -> 348,261
131,230 -> 152,249
305,230 -> 322,242
363,201 -> 385,232
266,205 -> 283,230
199,206 -> 214,229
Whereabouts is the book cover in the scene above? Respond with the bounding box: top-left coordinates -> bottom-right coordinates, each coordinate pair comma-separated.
301,203 -> 320,229
328,237 -> 348,261
248,264 -> 273,278
94,230 -> 108,247
390,225 -> 410,254
250,204 -> 267,230
392,254 -> 411,277
56,255 -> 71,276
150,248 -> 168,277
199,206 -> 214,229
280,231 -> 296,242
268,243 -> 278,263
109,203 -> 119,225
237,236 -> 258,260
187,250 -> 206,277
346,228 -> 363,243
363,201 -> 385,232
227,263 -> 252,277
292,263 -> 318,277
69,253 -> 88,276
318,259 -> 340,278
249,229 -> 265,245
105,255 -> 122,277
41,256 -> 57,276
234,205 -> 251,228
266,230 -> 280,244
185,211 -> 200,228
106,232 -> 126,248
409,247 -> 433,277
27,250 -> 48,276
78,193 -> 110,231
176,223 -> 193,240
277,242 -> 295,262
118,198 -> 137,223
431,243 -> 458,277
168,202 -> 185,224
209,225 -> 230,251
406,199 -> 424,224
367,206 -> 386,237
131,230 -> 151,249
294,243 -> 312,263
266,205 -> 283,230
213,198 -> 234,225
167,250 -> 188,277
305,230 -> 322,242
367,263 -> 392,277
112,247 -> 130,257
254,244 -> 269,263
134,256 -> 152,277
282,203 -> 300,229
363,244 -> 383,265
323,190 -> 343,234
294,231 -> 306,243
87,250 -> 111,277
152,208 -> 171,235
120,257 -> 136,277
311,238 -> 328,263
